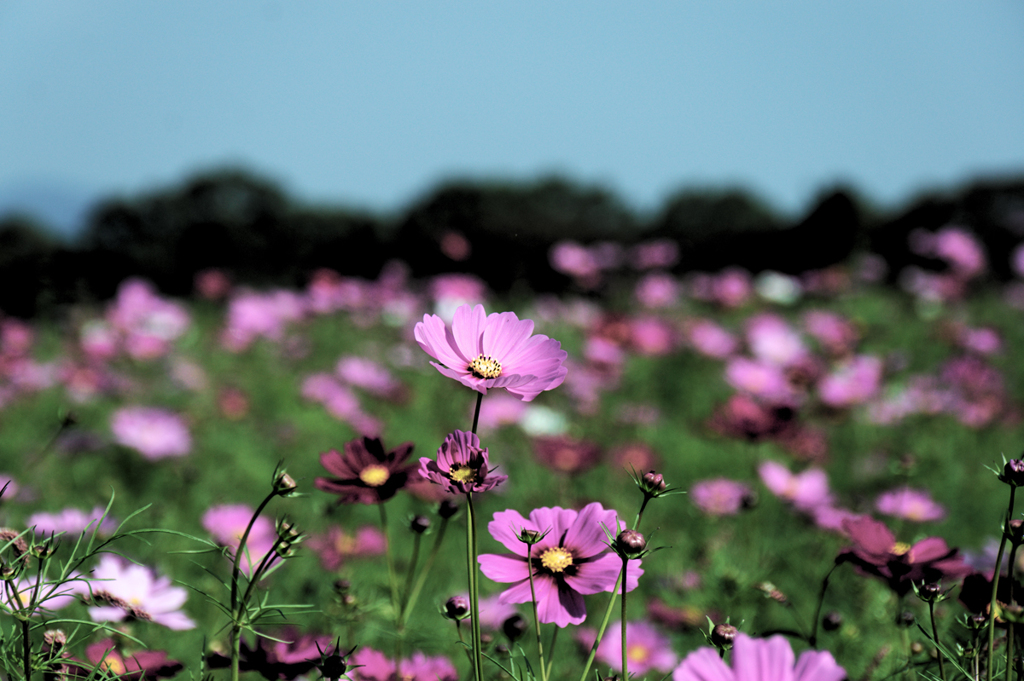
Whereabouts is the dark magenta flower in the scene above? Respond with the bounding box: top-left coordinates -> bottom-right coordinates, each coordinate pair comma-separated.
413,304 -> 568,402
315,437 -> 416,505
419,430 -> 508,495
478,502 -> 642,628
837,515 -> 973,596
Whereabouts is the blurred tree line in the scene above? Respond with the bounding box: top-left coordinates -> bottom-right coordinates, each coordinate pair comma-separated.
1,168 -> 1023,317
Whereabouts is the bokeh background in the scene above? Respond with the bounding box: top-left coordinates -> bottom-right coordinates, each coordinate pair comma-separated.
2,3 -> 1024,679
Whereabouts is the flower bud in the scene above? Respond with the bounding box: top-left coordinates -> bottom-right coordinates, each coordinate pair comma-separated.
517,528 -> 543,546
42,629 -> 66,656
615,529 -> 647,559
316,640 -> 352,681
273,470 -> 298,496
333,579 -> 351,594
444,595 -> 471,620
502,613 -> 527,642
711,623 -> 737,648
822,611 -> 842,632
410,516 -> 431,535
897,610 -> 916,628
641,471 -> 666,495
437,500 -> 460,519
1003,460 -> 1024,487
918,582 -> 942,602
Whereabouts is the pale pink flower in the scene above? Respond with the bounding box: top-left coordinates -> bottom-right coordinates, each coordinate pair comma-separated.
673,632 -> 845,681
550,241 -> 600,280
958,326 -> 1002,355
308,525 -> 386,571
746,314 -> 807,367
335,356 -> 402,399
725,358 -> 796,403
584,336 -> 626,367
475,393 -> 528,431
629,239 -> 679,270
714,268 -> 753,307
79,320 -> 119,360
202,504 -> 278,575
110,407 -> 191,460
635,272 -> 680,308
582,620 -> 678,676
758,461 -> 832,512
688,320 -> 739,359
87,555 -> 195,630
429,273 -> 487,320
818,355 -> 883,407
29,507 -> 118,536
875,487 -> 946,522
629,316 -> 676,356
803,310 -> 858,356
690,478 -> 753,516
414,304 -> 568,402
221,289 -> 306,351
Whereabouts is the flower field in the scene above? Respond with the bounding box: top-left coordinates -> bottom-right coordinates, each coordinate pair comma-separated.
2,231 -> 1024,680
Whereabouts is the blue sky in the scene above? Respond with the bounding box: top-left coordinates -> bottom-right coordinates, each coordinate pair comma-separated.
1,1 -> 1022,232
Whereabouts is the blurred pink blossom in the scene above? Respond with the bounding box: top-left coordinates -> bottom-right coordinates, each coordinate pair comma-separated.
221,289 -> 306,351
725,358 -> 796,403
335,356 -> 403,400
875,487 -> 946,522
583,335 -> 625,367
578,620 -> 678,676
690,478 -> 752,516
550,241 -> 600,280
107,279 -> 190,359
803,310 -> 858,356
687,320 -> 738,359
194,268 -> 232,300
110,407 -> 191,460
714,268 -> 753,307
635,272 -> 679,308
307,525 -> 386,571
202,504 -> 278,575
475,393 -> 528,431
628,239 -> 679,270
629,316 -> 676,356
818,355 -> 883,408
957,326 -> 1002,355
87,554 -> 195,630
746,314 -> 807,366
29,507 -> 117,536
759,461 -> 833,512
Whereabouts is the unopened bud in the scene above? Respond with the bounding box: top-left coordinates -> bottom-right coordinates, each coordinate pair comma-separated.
711,624 -> 737,648
822,611 -> 842,632
1003,460 -> 1024,487
316,641 -> 350,681
615,529 -> 647,559
910,641 -> 924,655
502,613 -> 527,642
897,610 -> 916,628
641,471 -> 666,495
43,629 -> 66,655
273,471 -> 298,496
438,500 -> 459,519
410,516 -> 431,535
333,579 -> 351,594
444,595 -> 470,620
918,582 -> 942,602
517,528 -> 543,545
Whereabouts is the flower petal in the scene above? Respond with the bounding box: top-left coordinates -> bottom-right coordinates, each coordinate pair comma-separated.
488,509 -> 534,556
731,634 -> 796,681
672,647 -> 736,681
478,553 -> 531,583
793,649 -> 846,681
563,502 -> 617,558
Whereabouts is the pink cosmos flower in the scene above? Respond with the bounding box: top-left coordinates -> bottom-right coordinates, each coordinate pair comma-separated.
629,316 -> 676,356
478,502 -> 642,628
672,632 -> 845,681
690,478 -> 753,516
725,358 -> 796,403
475,393 -> 528,431
688,320 -> 739,359
635,272 -> 680,308
307,525 -> 386,571
414,304 -> 568,402
746,314 -> 807,367
629,239 -> 680,270
419,430 -> 508,495
335,356 -> 403,400
110,407 -> 191,460
875,487 -> 946,523
29,506 -> 118,537
581,620 -> 679,676
758,461 -> 832,513
803,310 -> 858,356
87,555 -> 195,630
202,504 -> 279,575
817,355 -> 883,407
348,649 -> 457,681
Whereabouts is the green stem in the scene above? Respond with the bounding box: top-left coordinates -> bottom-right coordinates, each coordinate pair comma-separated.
809,564 -> 837,648
378,503 -> 401,616
22,616 -> 31,681
400,532 -> 423,617
466,493 -> 483,681
990,486 -> 1017,681
400,516 -> 450,625
526,543 -> 548,681
471,391 -> 483,435
578,568 -> 624,681
621,556 -> 629,678
229,489 -> 278,681
930,599 -> 948,681
633,497 -> 650,531
1009,538 -> 1021,681
545,627 -> 558,681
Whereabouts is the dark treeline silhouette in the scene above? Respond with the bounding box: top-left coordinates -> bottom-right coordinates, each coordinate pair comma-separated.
1,168 -> 1023,318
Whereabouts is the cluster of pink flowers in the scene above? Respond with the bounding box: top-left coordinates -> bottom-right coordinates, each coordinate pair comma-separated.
220,288 -> 307,351
304,263 -> 421,328
0,317 -> 56,409
673,632 -> 845,681
97,278 -> 190,360
307,525 -> 386,571
348,648 -> 457,681
29,506 -> 118,536
302,353 -> 405,436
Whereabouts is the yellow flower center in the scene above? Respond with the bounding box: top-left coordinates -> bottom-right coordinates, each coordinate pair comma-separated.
628,643 -> 650,663
100,656 -> 126,676
359,464 -> 391,487
469,354 -> 502,379
540,546 -> 573,572
891,542 -> 911,556
334,533 -> 356,554
449,463 -> 479,484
